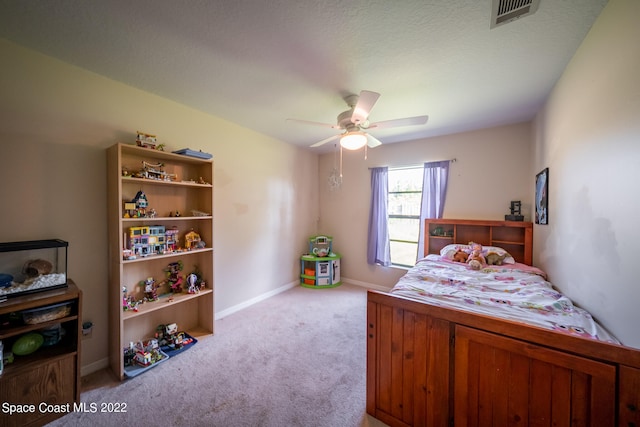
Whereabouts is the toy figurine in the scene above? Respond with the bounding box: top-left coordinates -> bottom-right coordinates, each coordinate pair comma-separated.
165,227 -> 179,252
139,277 -> 159,302
184,229 -> 202,250
123,202 -> 137,218
188,266 -> 206,291
123,342 -> 136,366
467,242 -> 486,270
155,324 -> 171,346
136,131 -> 157,149
122,248 -> 136,260
155,323 -> 185,349
132,339 -> 162,366
122,286 -> 139,312
132,190 -> 148,217
140,161 -> 175,181
155,323 -> 186,350
186,273 -> 200,294
164,261 -> 184,293
122,286 -> 128,310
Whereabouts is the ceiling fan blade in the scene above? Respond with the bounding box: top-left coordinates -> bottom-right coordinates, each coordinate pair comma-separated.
366,133 -> 383,148
286,118 -> 340,129
310,133 -> 341,148
368,115 -> 429,129
351,90 -> 380,125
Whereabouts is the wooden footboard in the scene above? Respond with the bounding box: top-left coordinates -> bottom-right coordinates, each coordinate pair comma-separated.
367,290 -> 640,427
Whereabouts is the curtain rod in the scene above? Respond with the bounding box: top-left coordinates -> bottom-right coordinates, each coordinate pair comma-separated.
368,158 -> 457,170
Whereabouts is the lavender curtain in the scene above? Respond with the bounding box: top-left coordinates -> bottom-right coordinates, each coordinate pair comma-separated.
417,161 -> 450,260
367,167 -> 391,266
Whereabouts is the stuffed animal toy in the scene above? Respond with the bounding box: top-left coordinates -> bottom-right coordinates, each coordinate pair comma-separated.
468,259 -> 482,270
467,242 -> 486,270
485,252 -> 508,266
452,250 -> 468,263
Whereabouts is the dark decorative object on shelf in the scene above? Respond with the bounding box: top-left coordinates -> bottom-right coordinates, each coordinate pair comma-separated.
505,200 -> 524,221
430,226 -> 454,237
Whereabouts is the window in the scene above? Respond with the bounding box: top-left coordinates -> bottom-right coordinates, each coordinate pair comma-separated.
368,161 -> 450,268
388,167 -> 423,267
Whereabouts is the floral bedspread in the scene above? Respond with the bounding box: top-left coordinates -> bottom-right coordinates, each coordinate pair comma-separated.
390,255 -> 619,344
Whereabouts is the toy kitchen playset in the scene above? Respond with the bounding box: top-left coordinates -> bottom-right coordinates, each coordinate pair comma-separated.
300,235 -> 341,288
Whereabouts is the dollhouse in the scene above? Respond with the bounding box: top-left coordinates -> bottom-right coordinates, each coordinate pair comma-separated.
128,225 -> 178,257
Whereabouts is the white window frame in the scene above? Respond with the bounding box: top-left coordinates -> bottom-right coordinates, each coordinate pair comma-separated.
387,166 -> 423,267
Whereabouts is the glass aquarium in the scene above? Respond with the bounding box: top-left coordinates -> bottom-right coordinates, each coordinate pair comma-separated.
0,239 -> 68,301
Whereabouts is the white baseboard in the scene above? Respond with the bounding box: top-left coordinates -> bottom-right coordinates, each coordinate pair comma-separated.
81,357 -> 110,377
214,280 -> 298,320
342,277 -> 391,292
213,279 -> 389,321
80,278 -> 388,377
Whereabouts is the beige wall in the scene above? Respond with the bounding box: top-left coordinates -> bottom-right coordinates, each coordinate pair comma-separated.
0,39 -> 319,373
317,0 -> 640,350
532,0 -> 640,348
2,0 -> 637,375
318,122 -> 533,289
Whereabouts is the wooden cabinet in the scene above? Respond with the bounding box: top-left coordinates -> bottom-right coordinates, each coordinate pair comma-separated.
367,294 -> 623,427
454,325 -> 616,426
425,219 -> 532,265
107,143 -> 214,380
0,282 -> 82,427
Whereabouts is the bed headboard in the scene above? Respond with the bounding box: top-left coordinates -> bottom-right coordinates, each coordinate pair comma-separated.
425,219 -> 533,265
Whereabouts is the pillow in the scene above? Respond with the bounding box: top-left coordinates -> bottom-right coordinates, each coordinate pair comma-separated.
439,243 -> 515,264
439,244 -> 470,260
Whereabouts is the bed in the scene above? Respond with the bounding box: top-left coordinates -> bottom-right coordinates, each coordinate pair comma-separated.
366,219 -> 640,427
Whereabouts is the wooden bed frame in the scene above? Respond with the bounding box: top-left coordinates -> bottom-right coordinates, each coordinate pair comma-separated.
366,219 -> 640,426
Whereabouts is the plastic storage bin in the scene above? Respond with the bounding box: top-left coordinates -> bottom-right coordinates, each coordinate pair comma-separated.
21,301 -> 73,325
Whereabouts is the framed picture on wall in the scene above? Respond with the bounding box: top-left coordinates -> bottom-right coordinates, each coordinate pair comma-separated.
535,168 -> 548,225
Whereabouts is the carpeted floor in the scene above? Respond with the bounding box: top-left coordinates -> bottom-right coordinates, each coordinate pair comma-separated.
47,284 -> 389,427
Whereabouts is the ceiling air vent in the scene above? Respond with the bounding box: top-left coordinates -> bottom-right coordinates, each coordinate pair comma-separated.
491,0 -> 540,28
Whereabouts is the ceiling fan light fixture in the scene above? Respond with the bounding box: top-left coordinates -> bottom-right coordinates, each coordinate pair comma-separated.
340,131 -> 367,150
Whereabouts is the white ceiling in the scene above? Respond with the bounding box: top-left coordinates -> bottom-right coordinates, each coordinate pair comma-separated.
0,0 -> 608,151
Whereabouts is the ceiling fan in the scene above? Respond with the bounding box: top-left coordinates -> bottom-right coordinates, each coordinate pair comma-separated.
287,90 -> 429,150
